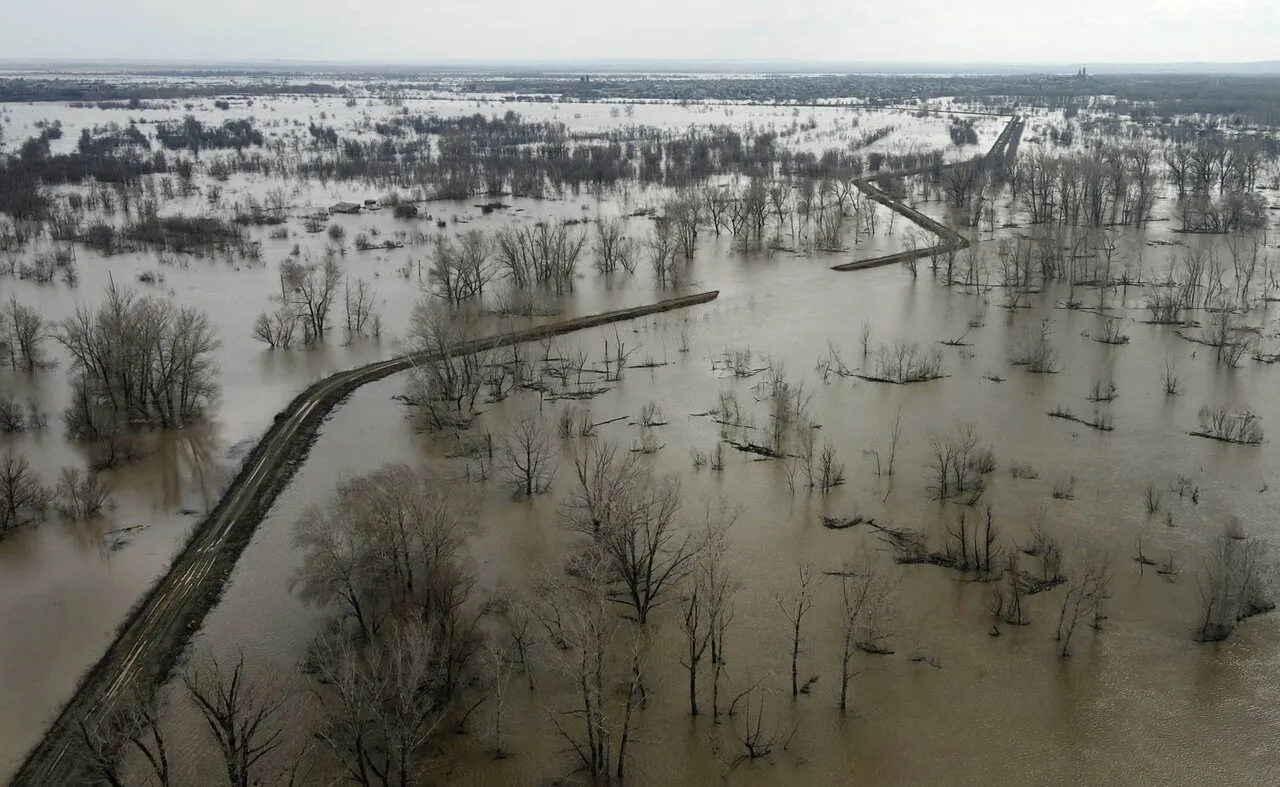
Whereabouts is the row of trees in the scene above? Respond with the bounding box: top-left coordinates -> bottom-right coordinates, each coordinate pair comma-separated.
1012,144 -> 1162,227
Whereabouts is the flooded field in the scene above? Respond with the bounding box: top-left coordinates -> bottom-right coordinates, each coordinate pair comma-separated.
3,75 -> 1280,785
136,262 -> 1280,786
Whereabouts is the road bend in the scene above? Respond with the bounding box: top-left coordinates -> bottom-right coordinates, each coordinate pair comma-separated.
831,115 -> 1023,272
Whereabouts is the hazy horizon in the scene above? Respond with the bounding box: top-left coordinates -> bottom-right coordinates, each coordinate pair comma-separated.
2,57 -> 1279,78
3,0 -> 1278,66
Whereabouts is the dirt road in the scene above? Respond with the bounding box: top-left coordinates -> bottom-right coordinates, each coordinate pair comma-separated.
11,290 -> 719,787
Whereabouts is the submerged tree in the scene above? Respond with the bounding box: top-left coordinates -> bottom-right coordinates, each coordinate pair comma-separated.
836,549 -> 897,711
281,255 -> 343,343
181,654 -> 289,787
564,439 -> 696,623
312,614 -> 457,786
0,448 -> 52,537
295,463 -> 482,783
402,302 -> 494,431
678,503 -> 738,717
1054,550 -> 1112,657
1196,524 -> 1274,642
776,562 -> 818,697
57,281 -> 220,437
291,462 -> 478,646
499,404 -> 558,497
537,546 -> 646,782
2,295 -> 48,370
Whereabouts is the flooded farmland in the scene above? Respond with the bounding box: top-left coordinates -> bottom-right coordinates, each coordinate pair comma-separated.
3,71 -> 1280,786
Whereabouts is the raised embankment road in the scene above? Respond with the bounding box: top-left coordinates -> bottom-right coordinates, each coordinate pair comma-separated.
831,115 -> 1024,272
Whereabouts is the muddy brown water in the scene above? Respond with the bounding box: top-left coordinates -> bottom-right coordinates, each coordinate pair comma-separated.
129,253 -> 1280,785
3,96 -> 1280,784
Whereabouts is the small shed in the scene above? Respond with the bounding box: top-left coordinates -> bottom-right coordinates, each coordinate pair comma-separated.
329,202 -> 362,215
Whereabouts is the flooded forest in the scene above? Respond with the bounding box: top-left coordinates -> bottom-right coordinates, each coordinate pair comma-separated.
3,68 -> 1280,786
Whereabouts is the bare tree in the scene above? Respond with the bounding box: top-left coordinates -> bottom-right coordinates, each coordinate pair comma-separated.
776,562 -> 818,697
565,440 -> 644,536
73,684 -> 173,787
57,282 -> 220,435
251,305 -> 298,350
703,186 -> 730,236
1162,356 -> 1183,396
564,440 -> 695,623
678,503 -> 738,717
859,321 -> 873,356
647,219 -> 679,286
729,684 -> 794,765
297,463 -> 482,782
499,405 -> 557,497
283,254 -> 343,342
924,423 -> 981,500
1009,319 -> 1059,373
182,654 -> 288,787
344,278 -> 380,340
538,547 -> 643,783
1054,550 -> 1112,656
313,614 -> 455,786
667,192 -> 702,260
54,466 -> 112,519
818,440 -> 845,492
291,463 -> 477,646
427,229 -> 493,305
1197,525 -> 1274,642
878,405 -> 905,477
592,217 -> 632,275
403,302 -> 494,430
494,223 -> 587,294
836,549 -> 897,711
483,642 -> 517,758
0,449 -> 52,536
1003,552 -> 1028,626
678,567 -> 713,717
3,294 -> 47,370
701,505 -> 737,719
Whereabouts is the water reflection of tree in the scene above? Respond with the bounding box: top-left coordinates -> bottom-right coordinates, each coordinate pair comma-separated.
150,423 -> 222,513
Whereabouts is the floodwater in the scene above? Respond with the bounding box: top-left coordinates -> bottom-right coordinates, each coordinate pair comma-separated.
3,93 -> 1280,784
133,249 -> 1280,786
0,94 -> 929,776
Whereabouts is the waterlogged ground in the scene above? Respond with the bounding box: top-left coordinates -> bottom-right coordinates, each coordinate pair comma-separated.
3,92 -> 1280,782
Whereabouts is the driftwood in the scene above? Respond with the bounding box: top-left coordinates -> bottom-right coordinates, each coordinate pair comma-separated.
1047,409 -> 1114,432
821,514 -> 873,530
726,441 -> 781,459
1187,431 -> 1262,445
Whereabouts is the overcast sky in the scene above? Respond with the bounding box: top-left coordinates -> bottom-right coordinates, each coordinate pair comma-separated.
4,0 -> 1278,65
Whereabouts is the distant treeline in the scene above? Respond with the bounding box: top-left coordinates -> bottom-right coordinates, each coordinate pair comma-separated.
0,78 -> 344,104
435,74 -> 1280,127
293,110 -> 937,196
0,126 -> 169,219
5,72 -> 1278,125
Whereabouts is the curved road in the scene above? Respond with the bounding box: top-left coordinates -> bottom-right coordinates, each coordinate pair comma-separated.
831,115 -> 1023,272
11,290 -> 719,786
